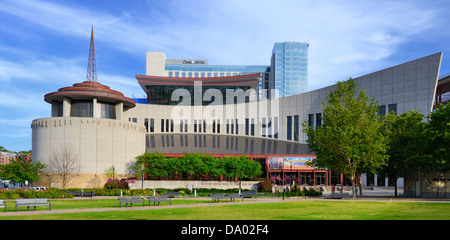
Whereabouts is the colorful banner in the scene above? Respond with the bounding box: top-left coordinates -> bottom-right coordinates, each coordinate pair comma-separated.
283,156 -> 315,169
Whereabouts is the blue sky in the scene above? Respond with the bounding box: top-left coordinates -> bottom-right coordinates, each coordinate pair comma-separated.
0,0 -> 449,152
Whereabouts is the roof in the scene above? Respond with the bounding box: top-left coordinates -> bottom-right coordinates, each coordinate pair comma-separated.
44,81 -> 136,108
136,73 -> 260,92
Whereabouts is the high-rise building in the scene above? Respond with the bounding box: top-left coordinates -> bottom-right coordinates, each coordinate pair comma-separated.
270,42 -> 309,98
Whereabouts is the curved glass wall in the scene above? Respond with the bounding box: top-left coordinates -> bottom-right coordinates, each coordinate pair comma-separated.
146,85 -> 253,105
70,100 -> 93,117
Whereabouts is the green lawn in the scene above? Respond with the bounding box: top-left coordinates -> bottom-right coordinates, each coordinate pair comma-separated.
0,199 -> 449,220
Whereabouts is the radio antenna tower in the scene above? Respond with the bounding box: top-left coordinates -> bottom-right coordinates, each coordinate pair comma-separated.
86,25 -> 97,82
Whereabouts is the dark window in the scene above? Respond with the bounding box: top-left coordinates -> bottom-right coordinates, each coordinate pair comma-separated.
245,118 -> 249,135
308,114 -> 314,127
70,100 -> 93,117
316,113 -> 322,127
150,119 -> 154,132
294,115 -> 299,141
388,104 -> 397,115
287,116 -> 292,140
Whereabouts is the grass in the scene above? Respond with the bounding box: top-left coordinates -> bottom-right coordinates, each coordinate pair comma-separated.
0,198 -> 449,220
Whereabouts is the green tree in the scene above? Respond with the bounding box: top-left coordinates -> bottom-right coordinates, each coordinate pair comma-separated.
427,103 -> 450,172
381,111 -> 428,197
302,78 -> 388,198
0,154 -> 46,186
131,152 -> 168,179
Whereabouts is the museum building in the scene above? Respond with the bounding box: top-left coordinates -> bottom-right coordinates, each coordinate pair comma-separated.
31,29 -> 446,196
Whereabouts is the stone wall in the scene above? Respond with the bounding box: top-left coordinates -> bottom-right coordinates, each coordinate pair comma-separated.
129,180 -> 259,190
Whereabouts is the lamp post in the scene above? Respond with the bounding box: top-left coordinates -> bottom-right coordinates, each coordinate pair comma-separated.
112,165 -> 115,189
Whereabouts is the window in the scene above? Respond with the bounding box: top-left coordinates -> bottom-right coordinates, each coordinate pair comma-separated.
274,117 -> 279,139
262,118 -> 266,137
194,119 -> 197,133
388,104 -> 397,115
287,116 -> 292,140
99,101 -> 116,119
150,119 -> 154,132
316,113 -> 322,127
144,118 -> 149,132
308,114 -> 314,127
245,118 -> 249,135
217,119 -> 220,134
251,118 -> 255,136
70,100 -> 93,117
294,115 -> 299,141
161,119 -> 164,132
378,105 -> 386,116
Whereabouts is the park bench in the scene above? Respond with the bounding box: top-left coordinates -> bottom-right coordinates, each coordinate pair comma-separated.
70,191 -> 96,198
147,196 -> 171,206
163,192 -> 179,198
15,198 -> 51,212
117,197 -> 145,208
229,193 -> 244,202
0,199 -> 6,213
242,191 -> 257,198
210,194 -> 229,203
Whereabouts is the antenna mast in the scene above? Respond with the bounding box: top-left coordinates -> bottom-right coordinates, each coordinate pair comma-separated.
86,26 -> 97,82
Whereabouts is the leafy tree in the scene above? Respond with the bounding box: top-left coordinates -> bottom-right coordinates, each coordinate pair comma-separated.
131,152 -> 167,179
427,103 -> 450,172
381,111 -> 428,196
302,78 -> 388,198
0,153 -> 46,186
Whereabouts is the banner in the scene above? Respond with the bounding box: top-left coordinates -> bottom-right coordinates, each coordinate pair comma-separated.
267,157 -> 284,170
283,156 -> 315,169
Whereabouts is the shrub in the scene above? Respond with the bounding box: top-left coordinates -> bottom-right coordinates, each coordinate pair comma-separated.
257,178 -> 273,192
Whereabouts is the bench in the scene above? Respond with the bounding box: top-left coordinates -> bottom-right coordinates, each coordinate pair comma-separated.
118,197 -> 145,208
147,196 -> 171,206
71,191 -> 96,198
0,199 -> 6,213
15,198 -> 51,212
163,192 -> 179,198
242,191 -> 257,198
229,193 -> 244,202
210,194 -> 229,203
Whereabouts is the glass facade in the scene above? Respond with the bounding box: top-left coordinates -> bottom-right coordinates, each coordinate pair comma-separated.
70,100 -> 93,117
146,85 -> 253,105
271,42 -> 309,97
99,101 -> 116,119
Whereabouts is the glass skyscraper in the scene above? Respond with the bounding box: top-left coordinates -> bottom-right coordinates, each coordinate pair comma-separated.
270,42 -> 309,98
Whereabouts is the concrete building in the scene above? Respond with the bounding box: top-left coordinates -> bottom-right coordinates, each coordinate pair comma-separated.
30,29 -> 446,194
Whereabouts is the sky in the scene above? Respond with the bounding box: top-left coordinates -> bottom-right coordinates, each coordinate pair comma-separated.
0,0 -> 449,152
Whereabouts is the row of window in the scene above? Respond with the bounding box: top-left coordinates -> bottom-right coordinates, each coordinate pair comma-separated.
167,71 -> 258,78
59,100 -> 116,119
138,117 -> 279,139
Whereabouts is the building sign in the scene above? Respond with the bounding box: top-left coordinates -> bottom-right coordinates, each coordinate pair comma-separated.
183,60 -> 206,64
283,156 -> 315,169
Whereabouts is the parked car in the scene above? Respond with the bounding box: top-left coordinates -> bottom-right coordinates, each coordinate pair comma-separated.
31,187 -> 48,191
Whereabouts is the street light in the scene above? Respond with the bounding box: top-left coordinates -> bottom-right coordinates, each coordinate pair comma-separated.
112,165 -> 115,189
